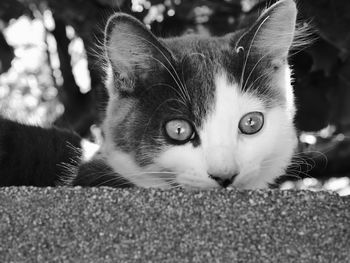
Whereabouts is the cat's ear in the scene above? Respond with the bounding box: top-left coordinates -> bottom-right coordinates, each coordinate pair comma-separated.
104,13 -> 174,88
236,0 -> 297,64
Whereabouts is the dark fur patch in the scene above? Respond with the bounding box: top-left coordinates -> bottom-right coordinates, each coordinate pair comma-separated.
0,117 -> 82,186
74,159 -> 133,187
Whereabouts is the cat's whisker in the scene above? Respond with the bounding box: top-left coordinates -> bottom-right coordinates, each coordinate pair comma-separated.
286,169 -> 316,179
95,177 -> 133,188
76,172 -> 123,186
131,177 -> 180,189
282,173 -> 303,181
244,69 -> 273,94
260,157 -> 314,173
149,183 -> 181,190
257,154 -> 318,179
239,15 -> 270,90
292,150 -> 329,169
289,161 -> 315,173
254,159 -> 314,182
180,52 -> 208,103
123,171 -> 177,177
70,170 -> 128,187
294,149 -> 332,160
87,170 -> 176,188
97,176 -> 175,188
167,107 -> 185,115
242,52 -> 271,92
115,171 -> 177,181
260,155 -> 306,166
149,83 -> 188,106
295,156 -> 317,170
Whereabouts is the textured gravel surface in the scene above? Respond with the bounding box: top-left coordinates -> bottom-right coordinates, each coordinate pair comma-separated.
0,187 -> 349,263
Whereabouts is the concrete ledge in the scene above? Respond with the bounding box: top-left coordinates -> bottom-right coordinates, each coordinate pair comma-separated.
0,187 -> 349,262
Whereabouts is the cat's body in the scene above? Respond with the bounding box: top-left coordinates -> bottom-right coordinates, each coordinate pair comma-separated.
0,0 -> 301,190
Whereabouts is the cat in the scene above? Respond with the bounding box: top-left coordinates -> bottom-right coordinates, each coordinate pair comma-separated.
73,0 -> 302,190
0,0 -> 302,189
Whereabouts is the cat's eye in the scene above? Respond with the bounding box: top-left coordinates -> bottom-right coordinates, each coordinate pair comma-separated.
239,112 -> 264,135
164,119 -> 194,143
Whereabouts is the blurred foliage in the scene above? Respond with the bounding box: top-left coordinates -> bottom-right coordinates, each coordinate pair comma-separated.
1,0 -> 350,186
0,15 -> 62,125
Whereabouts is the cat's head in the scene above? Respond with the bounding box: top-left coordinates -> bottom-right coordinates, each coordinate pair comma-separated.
100,0 -> 299,189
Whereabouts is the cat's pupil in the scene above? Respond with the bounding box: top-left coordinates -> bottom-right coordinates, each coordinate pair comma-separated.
246,118 -> 255,127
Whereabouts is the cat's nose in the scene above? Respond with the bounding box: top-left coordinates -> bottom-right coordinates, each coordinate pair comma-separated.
209,173 -> 238,188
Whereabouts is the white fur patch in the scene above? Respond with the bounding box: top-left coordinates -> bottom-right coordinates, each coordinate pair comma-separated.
155,144 -> 218,189
283,66 -> 296,119
81,139 -> 100,162
105,149 -> 170,188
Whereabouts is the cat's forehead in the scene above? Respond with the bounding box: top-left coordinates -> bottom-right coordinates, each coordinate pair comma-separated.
161,35 -> 284,108
155,37 -> 224,125
162,34 -> 283,106
164,35 -> 229,55
163,35 -> 234,73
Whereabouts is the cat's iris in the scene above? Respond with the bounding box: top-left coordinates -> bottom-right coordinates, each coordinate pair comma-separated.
239,112 -> 264,135
164,119 -> 194,143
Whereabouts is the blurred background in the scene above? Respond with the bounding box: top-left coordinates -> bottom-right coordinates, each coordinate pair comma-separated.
0,0 -> 349,195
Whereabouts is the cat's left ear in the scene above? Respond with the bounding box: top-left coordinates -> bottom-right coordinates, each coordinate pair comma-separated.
236,0 -> 297,65
104,13 -> 175,90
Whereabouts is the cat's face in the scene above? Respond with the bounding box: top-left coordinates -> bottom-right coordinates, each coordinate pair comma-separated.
100,0 -> 298,189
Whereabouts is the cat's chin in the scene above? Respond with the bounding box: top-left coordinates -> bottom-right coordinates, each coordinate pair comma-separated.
176,173 -> 219,190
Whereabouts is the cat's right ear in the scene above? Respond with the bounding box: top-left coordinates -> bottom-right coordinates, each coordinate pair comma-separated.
104,13 -> 174,92
235,0 -> 297,66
